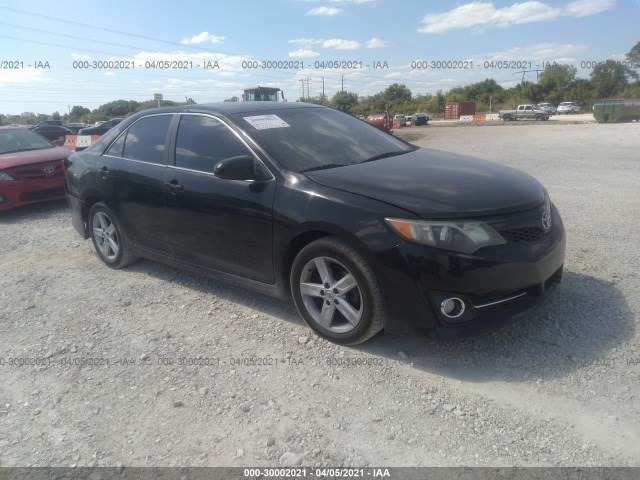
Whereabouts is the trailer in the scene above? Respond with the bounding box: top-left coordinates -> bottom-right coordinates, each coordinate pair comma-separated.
592,98 -> 640,123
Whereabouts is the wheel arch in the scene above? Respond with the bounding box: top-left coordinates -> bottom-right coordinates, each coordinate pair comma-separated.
278,224 -> 380,293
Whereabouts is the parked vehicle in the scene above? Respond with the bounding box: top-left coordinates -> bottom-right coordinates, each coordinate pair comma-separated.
66,123 -> 89,134
31,120 -> 65,128
536,103 -> 556,114
65,103 -> 565,344
393,114 -> 406,127
31,125 -> 74,144
412,113 -> 429,126
499,105 -> 550,121
557,102 -> 581,114
0,126 -> 70,211
78,118 -> 123,136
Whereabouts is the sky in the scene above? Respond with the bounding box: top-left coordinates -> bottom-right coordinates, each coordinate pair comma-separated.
0,0 -> 638,115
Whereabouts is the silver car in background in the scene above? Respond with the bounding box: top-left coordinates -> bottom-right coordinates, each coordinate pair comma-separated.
557,102 -> 581,114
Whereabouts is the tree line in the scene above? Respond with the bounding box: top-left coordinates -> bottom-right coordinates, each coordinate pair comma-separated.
2,42 -> 638,124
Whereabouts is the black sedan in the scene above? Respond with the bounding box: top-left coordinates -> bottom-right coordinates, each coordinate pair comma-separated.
78,118 -> 123,136
64,103 -> 565,344
31,124 -> 73,144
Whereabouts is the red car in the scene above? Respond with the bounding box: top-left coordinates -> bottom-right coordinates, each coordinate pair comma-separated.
0,126 -> 71,212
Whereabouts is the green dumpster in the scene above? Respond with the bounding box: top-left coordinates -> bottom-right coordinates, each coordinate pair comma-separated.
593,98 -> 640,123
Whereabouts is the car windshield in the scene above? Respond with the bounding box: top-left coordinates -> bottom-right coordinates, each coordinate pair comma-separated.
233,107 -> 415,173
0,128 -> 54,154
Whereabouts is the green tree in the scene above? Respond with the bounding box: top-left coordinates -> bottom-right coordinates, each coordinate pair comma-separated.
51,111 -> 61,120
590,60 -> 632,98
538,64 -> 577,103
224,96 -> 239,102
330,91 -> 359,113
69,105 -> 91,121
624,41 -> 640,81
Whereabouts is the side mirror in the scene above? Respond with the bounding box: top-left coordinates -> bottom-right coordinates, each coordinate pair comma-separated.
214,155 -> 270,181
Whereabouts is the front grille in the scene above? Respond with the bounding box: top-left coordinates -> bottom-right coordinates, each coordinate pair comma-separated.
7,160 -> 64,180
19,187 -> 65,201
500,226 -> 546,243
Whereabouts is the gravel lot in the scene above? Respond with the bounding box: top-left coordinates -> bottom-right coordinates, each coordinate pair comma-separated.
1,122 -> 639,468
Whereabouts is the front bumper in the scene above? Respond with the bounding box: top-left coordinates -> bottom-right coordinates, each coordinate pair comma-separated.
0,177 -> 65,212
376,205 -> 566,339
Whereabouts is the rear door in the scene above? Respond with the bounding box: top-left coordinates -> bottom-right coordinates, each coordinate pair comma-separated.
162,113 -> 276,284
99,114 -> 174,257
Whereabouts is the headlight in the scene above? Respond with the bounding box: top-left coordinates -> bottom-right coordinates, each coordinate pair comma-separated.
0,172 -> 15,181
385,217 -> 506,254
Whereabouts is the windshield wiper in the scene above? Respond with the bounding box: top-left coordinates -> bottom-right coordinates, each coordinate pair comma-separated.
359,150 -> 411,164
301,163 -> 346,173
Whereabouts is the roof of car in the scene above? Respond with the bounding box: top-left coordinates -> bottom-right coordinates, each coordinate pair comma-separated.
140,102 -> 324,116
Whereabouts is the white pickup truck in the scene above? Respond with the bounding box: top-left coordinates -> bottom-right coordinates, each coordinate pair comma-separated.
498,104 -> 550,121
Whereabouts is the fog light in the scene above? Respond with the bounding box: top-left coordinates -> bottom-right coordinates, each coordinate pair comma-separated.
440,297 -> 465,319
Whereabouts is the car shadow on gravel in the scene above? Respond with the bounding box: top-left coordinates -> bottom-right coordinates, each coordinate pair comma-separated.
356,270 -> 636,382
124,259 -> 305,325
0,199 -> 69,224
129,260 -> 634,383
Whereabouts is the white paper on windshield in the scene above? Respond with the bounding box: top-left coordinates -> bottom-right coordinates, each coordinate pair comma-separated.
243,115 -> 290,130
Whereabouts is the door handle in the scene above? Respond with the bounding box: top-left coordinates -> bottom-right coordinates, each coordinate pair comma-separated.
100,166 -> 109,179
164,180 -> 184,193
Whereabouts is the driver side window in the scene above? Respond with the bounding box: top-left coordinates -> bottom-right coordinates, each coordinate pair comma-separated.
175,115 -> 252,173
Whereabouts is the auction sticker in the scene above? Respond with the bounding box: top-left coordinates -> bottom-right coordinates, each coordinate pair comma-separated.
243,115 -> 290,130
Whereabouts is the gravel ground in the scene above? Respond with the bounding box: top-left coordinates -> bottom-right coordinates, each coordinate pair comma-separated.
0,122 -> 639,467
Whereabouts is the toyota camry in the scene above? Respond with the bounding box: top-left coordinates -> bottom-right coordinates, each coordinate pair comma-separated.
64,103 -> 565,344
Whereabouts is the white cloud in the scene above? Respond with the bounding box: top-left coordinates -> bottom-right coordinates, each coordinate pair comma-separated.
364,38 -> 388,48
0,68 -> 50,86
384,72 -> 403,79
104,72 -> 116,77
322,38 -> 360,50
288,38 -> 324,46
477,43 -> 587,61
563,0 -> 615,17
329,0 -> 375,3
307,6 -> 343,15
180,31 -> 225,45
289,49 -> 320,58
418,2 -> 561,34
71,53 -> 91,60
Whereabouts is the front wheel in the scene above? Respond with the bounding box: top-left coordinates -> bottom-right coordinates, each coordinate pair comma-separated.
290,237 -> 384,345
88,203 -> 139,268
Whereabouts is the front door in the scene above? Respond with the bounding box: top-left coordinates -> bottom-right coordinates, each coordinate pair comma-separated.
162,114 -> 276,284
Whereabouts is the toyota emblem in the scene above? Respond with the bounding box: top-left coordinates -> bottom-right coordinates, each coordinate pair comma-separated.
541,211 -> 552,230
43,166 -> 55,174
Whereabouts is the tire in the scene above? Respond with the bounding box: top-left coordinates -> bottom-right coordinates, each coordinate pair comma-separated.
503,114 -> 511,121
290,236 -> 384,345
535,114 -> 543,121
88,202 -> 139,269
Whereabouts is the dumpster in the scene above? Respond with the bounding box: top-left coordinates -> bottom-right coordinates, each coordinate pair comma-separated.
593,98 -> 640,123
366,113 -> 393,132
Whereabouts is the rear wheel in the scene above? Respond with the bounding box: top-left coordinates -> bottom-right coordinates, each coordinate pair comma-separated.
89,203 -> 139,268
503,114 -> 511,121
290,237 -> 384,345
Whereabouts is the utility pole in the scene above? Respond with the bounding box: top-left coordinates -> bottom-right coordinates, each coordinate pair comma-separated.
305,78 -> 311,99
341,75 -> 344,92
322,77 -> 325,104
299,79 -> 305,99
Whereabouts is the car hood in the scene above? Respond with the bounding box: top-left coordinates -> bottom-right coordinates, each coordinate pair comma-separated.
304,147 -> 545,218
0,146 -> 71,169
